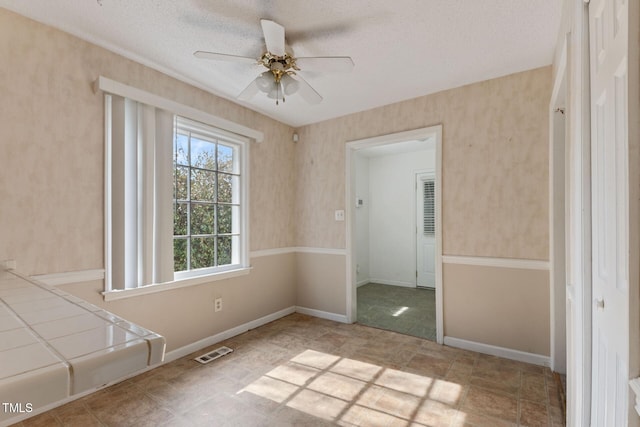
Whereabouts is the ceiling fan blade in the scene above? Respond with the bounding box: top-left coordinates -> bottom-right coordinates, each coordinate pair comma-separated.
194,51 -> 257,64
260,19 -> 286,56
295,57 -> 355,73
291,75 -> 323,104
237,78 -> 260,100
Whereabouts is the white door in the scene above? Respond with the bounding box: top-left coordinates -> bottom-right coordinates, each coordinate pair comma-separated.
589,0 -> 629,424
416,173 -> 435,288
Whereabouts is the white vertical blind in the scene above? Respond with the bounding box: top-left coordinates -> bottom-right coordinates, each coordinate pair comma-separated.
139,104 -> 154,287
107,95 -> 174,291
101,80 -> 252,297
153,111 -> 174,285
423,180 -> 435,236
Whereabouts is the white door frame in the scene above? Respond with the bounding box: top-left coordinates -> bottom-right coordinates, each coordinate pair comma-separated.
563,2 -> 593,425
345,125 -> 443,344
549,42 -> 567,375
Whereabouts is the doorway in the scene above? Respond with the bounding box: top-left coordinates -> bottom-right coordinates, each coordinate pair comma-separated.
345,126 -> 443,343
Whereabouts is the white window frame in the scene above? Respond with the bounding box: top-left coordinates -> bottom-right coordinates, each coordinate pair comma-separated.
172,117 -> 248,281
98,77 -> 259,301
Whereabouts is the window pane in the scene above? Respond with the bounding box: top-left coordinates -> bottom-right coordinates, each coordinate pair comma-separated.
217,143 -> 235,173
217,205 -> 239,234
190,137 -> 216,169
423,180 -> 435,236
171,117 -> 244,277
191,237 -> 216,269
217,205 -> 231,234
175,133 -> 189,166
217,236 -> 232,266
190,169 -> 216,201
173,238 -> 188,272
174,166 -> 188,200
217,173 -> 238,204
190,203 -> 215,235
174,202 -> 188,236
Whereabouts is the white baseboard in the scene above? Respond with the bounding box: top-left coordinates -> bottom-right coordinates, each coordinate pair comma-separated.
164,306 -> 296,362
1,304 -> 343,426
368,278 -> 416,288
295,306 -> 349,323
165,305 -> 350,363
356,279 -> 370,288
2,303 -> 340,426
444,336 -> 550,367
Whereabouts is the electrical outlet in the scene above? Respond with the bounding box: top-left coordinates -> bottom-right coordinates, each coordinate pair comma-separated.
214,298 -> 223,312
334,210 -> 345,221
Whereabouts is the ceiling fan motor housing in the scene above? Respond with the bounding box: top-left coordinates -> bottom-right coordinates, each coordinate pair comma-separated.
195,20 -> 342,104
260,52 -> 298,82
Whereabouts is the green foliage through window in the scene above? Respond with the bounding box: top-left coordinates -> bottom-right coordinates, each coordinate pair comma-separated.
173,118 -> 240,273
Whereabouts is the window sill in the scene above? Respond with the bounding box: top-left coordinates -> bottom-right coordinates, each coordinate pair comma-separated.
102,267 -> 252,301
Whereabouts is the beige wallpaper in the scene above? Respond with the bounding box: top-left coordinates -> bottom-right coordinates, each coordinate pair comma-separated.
0,7 -> 554,358
295,67 -> 551,261
0,9 -> 296,276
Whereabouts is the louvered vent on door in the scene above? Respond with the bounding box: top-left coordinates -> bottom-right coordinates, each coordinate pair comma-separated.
423,180 -> 435,236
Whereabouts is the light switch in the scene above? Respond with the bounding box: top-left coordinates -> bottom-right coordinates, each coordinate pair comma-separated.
335,210 -> 345,221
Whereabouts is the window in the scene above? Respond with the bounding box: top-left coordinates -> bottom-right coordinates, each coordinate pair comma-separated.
423,180 -> 435,236
173,118 -> 243,279
105,95 -> 249,294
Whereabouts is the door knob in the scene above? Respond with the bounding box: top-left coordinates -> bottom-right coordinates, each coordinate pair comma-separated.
594,298 -> 605,310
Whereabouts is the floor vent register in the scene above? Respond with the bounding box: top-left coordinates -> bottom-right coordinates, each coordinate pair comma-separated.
194,346 -> 233,364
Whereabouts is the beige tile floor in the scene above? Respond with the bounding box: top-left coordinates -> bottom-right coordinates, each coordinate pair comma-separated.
13,313 -> 565,427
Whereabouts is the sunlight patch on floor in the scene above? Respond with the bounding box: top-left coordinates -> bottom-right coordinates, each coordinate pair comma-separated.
238,349 -> 467,426
392,306 -> 410,317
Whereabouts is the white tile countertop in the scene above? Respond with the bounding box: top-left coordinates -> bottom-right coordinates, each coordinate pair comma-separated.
0,269 -> 165,426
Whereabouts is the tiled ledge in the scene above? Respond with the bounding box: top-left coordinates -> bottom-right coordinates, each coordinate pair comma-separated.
630,378 -> 640,416
0,269 -> 165,425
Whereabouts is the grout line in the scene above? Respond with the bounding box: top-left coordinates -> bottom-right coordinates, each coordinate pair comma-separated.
31,311 -> 561,427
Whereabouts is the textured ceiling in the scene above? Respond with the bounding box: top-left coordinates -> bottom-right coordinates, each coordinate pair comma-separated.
0,0 -> 561,127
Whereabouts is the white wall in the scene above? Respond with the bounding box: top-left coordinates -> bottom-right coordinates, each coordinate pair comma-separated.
355,154 -> 370,286
368,149 -> 434,287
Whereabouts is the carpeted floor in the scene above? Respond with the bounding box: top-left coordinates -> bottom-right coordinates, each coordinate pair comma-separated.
357,283 -> 436,340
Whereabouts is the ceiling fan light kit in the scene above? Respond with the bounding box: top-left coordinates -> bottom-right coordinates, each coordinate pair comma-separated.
194,19 -> 354,106
256,52 -> 299,105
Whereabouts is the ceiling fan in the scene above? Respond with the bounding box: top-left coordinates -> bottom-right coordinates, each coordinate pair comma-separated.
194,19 -> 354,105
